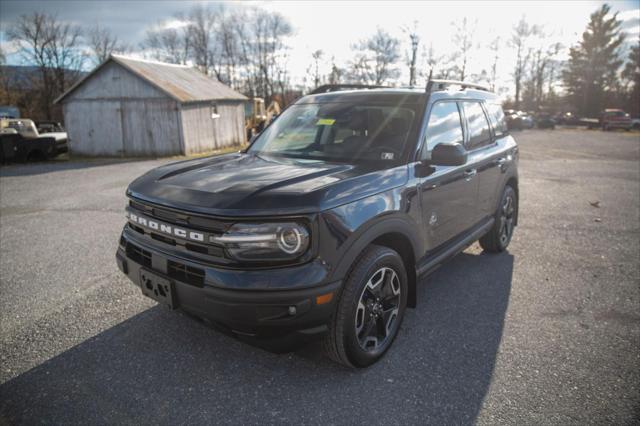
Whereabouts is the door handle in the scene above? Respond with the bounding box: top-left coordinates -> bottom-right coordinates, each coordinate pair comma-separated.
463,169 -> 477,181
496,156 -> 510,172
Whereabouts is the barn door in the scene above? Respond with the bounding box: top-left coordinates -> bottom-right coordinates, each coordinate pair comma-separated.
65,100 -> 124,156
120,100 -> 180,156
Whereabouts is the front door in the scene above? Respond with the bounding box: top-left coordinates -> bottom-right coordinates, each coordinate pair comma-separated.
418,101 -> 478,251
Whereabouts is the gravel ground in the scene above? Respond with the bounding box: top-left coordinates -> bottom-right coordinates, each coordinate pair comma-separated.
0,129 -> 638,425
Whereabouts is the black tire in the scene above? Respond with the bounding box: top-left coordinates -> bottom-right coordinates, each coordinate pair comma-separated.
323,245 -> 408,368
479,185 -> 517,253
26,150 -> 45,162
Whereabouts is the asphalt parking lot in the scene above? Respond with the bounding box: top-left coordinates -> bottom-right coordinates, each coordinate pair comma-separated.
1,128 -> 638,424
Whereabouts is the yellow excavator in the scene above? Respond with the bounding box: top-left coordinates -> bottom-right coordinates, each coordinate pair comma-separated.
245,98 -> 281,141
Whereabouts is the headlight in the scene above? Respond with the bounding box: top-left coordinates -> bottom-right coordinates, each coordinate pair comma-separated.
211,222 -> 310,262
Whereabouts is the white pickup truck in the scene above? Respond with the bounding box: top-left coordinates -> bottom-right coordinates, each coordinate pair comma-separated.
0,118 -> 68,162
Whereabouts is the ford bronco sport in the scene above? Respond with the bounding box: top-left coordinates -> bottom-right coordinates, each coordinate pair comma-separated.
116,80 -> 519,367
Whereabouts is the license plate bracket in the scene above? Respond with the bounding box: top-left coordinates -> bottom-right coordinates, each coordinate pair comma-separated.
140,269 -> 176,309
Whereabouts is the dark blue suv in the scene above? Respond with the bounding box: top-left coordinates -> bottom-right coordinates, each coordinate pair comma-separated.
116,80 -> 519,367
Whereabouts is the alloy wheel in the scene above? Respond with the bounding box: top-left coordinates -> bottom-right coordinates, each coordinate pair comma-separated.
354,267 -> 401,351
499,193 -> 515,246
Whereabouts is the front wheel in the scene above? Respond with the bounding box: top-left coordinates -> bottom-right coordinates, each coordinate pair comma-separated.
323,245 -> 408,368
479,185 -> 517,253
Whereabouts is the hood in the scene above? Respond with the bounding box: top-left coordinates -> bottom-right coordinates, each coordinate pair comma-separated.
127,153 -> 408,217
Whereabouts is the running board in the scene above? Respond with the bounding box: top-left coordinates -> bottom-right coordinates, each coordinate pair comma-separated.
416,218 -> 495,277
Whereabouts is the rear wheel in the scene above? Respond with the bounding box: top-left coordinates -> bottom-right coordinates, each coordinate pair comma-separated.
323,245 -> 407,368
479,185 -> 517,253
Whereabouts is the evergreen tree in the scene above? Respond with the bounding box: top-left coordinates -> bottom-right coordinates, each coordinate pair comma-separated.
622,40 -> 639,116
562,4 -> 625,116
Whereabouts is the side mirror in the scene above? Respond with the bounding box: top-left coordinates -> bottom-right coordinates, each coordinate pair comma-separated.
430,142 -> 467,166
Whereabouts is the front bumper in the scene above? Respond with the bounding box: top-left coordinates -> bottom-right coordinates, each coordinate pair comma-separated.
116,227 -> 340,338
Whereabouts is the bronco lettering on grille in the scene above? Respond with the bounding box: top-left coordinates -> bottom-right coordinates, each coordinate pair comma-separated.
126,211 -> 205,242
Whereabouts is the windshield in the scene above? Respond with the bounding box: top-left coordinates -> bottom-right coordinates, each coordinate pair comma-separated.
248,101 -> 418,163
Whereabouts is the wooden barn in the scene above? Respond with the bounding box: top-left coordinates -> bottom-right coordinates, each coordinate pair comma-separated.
55,55 -> 247,156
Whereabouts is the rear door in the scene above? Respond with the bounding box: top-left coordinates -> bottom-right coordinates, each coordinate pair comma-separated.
418,101 -> 478,250
463,101 -> 510,221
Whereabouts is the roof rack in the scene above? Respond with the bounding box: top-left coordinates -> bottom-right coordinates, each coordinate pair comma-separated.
308,80 -> 490,96
427,79 -> 490,92
309,84 -> 389,95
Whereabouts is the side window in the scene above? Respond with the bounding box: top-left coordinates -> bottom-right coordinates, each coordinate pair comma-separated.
421,102 -> 463,160
463,101 -> 492,149
485,103 -> 508,137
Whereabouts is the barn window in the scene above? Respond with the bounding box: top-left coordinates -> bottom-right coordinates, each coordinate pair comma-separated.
211,103 -> 220,119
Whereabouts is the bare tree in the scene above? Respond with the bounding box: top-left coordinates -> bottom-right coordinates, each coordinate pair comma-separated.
489,37 -> 500,91
250,8 -> 292,100
451,17 -> 476,81
402,22 -> 420,86
217,7 -> 243,88
88,25 -> 126,65
510,17 -> 537,109
328,56 -> 344,85
188,5 -> 218,76
143,5 -> 293,102
46,19 -> 84,95
8,12 -> 84,119
424,44 -> 457,80
311,49 -> 324,88
143,16 -> 191,64
350,28 -> 400,85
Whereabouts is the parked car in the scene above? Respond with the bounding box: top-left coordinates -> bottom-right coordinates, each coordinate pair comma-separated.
519,111 -> 535,129
600,109 -> 632,131
116,80 -> 519,367
504,109 -> 523,130
0,118 -> 68,160
504,110 -> 533,130
555,111 -> 581,126
535,113 -> 556,129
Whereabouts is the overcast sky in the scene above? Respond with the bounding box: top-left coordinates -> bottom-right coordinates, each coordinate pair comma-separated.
1,0 -> 638,93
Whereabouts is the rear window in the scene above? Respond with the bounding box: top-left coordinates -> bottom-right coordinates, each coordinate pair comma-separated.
485,103 -> 508,137
462,102 -> 492,149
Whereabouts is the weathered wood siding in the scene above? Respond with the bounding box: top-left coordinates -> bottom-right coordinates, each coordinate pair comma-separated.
68,61 -> 165,100
121,100 -> 181,156
180,101 -> 245,154
63,99 -> 180,156
63,100 -> 124,156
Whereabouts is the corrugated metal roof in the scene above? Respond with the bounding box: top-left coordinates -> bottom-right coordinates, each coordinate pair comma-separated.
55,54 -> 247,104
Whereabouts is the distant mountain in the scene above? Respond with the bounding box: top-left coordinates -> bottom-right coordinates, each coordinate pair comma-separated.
0,65 -> 87,89
0,65 -> 41,88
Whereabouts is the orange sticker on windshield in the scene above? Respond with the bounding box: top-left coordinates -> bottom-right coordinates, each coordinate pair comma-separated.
316,118 -> 335,126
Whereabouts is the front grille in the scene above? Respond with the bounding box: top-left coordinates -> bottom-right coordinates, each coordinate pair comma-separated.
127,198 -> 230,261
150,232 -> 176,246
126,242 -> 152,268
167,260 -> 205,287
129,199 -> 229,233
